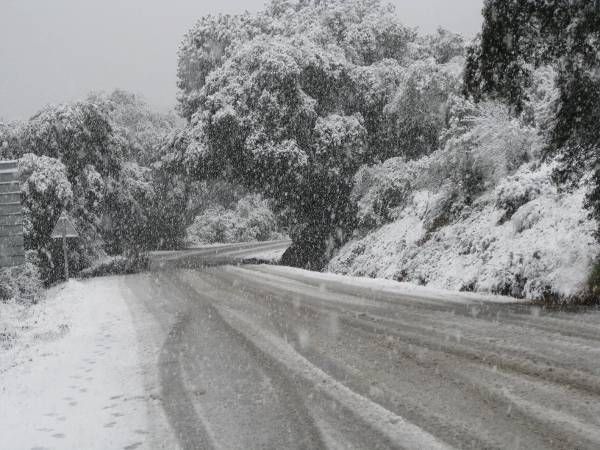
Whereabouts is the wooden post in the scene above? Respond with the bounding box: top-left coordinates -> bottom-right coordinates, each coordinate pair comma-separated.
62,229 -> 69,281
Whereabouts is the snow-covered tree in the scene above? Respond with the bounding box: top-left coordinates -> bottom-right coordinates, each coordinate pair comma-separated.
12,95 -> 186,281
88,90 -> 181,165
464,0 -> 600,243
19,102 -> 125,182
18,155 -> 79,283
193,35 -> 373,268
175,0 -> 464,268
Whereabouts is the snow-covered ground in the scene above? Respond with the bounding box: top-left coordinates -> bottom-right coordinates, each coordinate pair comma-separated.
262,265 -> 524,305
0,279 -> 163,450
329,163 -> 599,301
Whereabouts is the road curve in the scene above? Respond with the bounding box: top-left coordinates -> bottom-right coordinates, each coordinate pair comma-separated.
119,242 -> 600,449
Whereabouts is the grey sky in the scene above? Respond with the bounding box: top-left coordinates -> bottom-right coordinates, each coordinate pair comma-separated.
0,0 -> 483,121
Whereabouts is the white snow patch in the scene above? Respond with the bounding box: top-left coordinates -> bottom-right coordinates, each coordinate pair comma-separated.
259,265 -> 522,305
329,164 -> 599,301
0,278 -> 151,450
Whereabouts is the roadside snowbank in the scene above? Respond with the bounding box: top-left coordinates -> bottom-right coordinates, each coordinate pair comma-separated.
329,164 -> 599,301
259,265 -> 522,305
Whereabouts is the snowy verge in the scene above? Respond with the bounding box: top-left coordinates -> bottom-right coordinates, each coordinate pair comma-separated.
257,265 -> 523,305
0,278 -> 152,450
329,163 -> 599,302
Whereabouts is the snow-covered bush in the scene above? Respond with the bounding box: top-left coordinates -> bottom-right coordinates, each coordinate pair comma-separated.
0,258 -> 43,305
187,194 -> 283,245
187,207 -> 237,244
494,163 -> 554,220
79,255 -> 149,279
353,157 -> 428,230
441,99 -> 542,190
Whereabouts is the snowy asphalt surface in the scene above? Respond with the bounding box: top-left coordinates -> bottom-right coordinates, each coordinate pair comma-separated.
4,241 -> 600,449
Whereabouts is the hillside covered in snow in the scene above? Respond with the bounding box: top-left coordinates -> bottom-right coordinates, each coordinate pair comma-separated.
328,65 -> 599,302
328,161 -> 598,301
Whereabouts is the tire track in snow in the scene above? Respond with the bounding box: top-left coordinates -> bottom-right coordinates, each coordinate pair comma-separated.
214,304 -> 454,450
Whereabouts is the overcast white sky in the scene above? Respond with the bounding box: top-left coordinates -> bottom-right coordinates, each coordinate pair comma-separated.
0,0 -> 483,121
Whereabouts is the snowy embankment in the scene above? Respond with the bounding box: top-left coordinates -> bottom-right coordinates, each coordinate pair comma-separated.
329,163 -> 599,302
0,279 -> 157,450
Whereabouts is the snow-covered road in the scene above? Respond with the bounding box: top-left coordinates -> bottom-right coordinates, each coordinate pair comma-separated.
3,242 -> 600,449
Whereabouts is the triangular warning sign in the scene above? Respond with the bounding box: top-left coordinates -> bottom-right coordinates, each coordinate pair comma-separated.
51,212 -> 79,239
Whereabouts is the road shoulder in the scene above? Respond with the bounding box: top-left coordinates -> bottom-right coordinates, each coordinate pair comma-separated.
0,277 -> 156,450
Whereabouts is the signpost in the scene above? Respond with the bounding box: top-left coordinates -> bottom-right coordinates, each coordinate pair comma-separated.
51,211 -> 79,281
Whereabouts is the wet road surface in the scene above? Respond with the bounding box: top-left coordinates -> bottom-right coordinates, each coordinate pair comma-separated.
115,242 -> 600,449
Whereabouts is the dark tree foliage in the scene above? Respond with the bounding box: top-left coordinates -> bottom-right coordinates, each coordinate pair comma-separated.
464,0 -> 600,233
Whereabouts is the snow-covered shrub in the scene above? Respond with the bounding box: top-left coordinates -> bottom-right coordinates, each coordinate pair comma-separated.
420,187 -> 463,232
187,194 -> 283,245
441,99 -> 542,189
494,163 -> 554,220
511,200 -> 546,233
79,255 -> 149,279
187,206 -> 238,244
0,259 -> 43,305
234,194 -> 282,241
353,157 -> 428,230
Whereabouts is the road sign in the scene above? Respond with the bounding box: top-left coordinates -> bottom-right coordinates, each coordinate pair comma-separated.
51,211 -> 79,281
51,212 -> 79,239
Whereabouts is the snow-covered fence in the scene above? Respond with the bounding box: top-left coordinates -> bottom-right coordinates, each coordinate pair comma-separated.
0,160 -> 24,268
